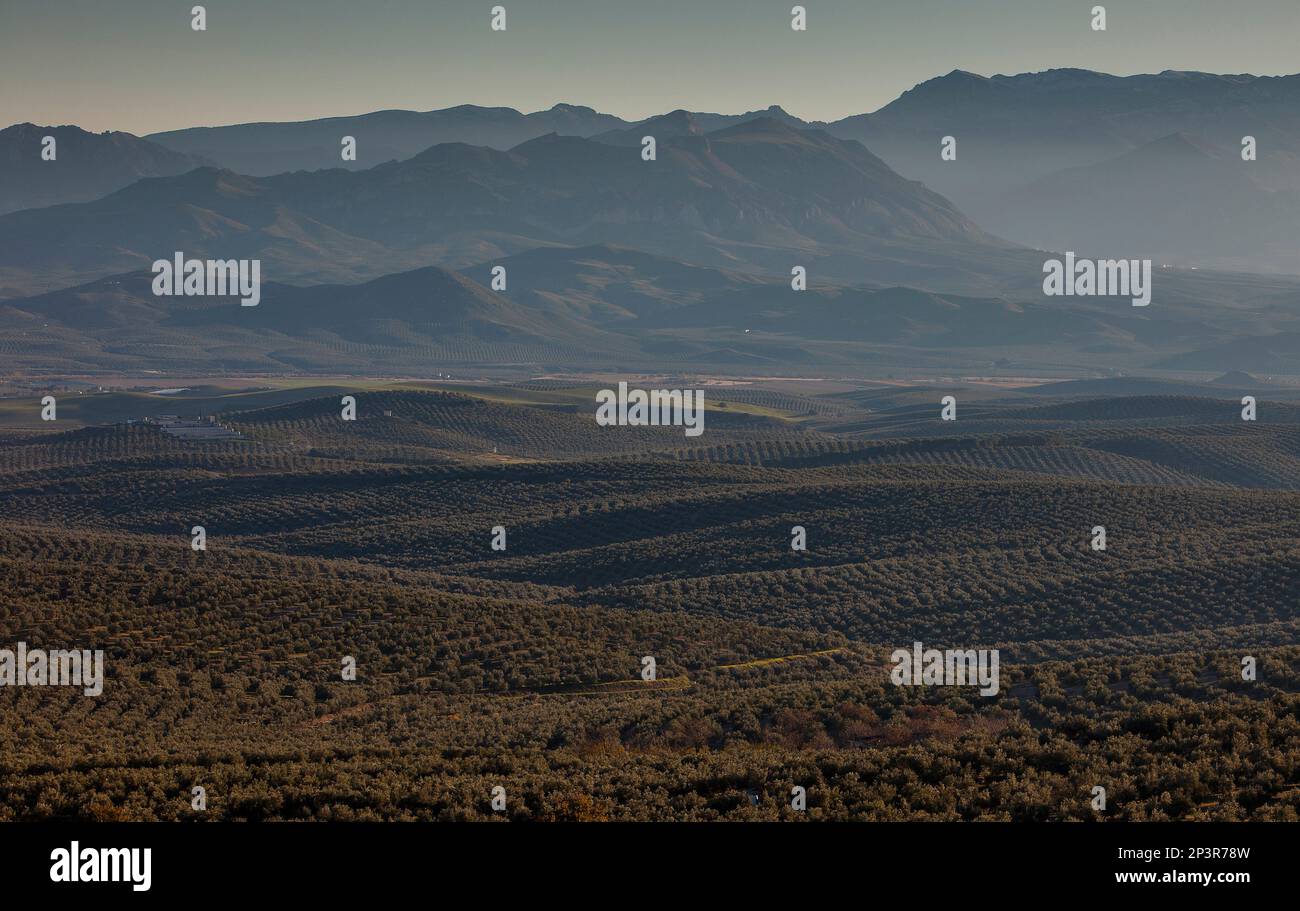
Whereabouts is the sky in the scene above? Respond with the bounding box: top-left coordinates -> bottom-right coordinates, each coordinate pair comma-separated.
3,0 -> 1299,135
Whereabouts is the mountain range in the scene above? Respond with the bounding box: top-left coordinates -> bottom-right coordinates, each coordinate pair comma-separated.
145,103 -> 625,175
828,69 -> 1300,273
146,69 -> 1300,275
7,68 -> 1300,276
137,71 -> 1300,193
5,68 -> 1300,375
0,117 -> 1017,297
5,241 -> 1299,375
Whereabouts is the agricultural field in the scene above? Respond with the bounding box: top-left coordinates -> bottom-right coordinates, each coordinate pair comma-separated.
1,384 -> 1298,820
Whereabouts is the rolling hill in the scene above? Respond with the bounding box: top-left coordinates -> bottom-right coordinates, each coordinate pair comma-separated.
3,380 -> 1300,820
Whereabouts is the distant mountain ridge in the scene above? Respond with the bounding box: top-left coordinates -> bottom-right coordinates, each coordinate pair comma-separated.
128,69 -> 1300,273
144,104 -> 629,175
0,123 -> 211,214
0,118 -> 1012,297
994,132 -> 1300,271
0,260 -> 623,373
142,102 -> 822,176
134,70 -> 1300,192
823,69 -> 1300,273
830,68 -> 1300,190
591,110 -> 705,146
6,242 -> 1300,376
7,67 -> 1300,298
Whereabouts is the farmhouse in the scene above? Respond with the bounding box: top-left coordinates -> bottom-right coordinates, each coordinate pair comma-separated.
144,414 -> 244,440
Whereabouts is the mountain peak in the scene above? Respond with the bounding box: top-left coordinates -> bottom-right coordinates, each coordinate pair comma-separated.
0,125 -> 213,215
646,110 -> 701,130
1211,370 -> 1259,386
894,69 -> 997,105
709,115 -> 801,137
510,130 -> 574,150
587,111 -> 704,147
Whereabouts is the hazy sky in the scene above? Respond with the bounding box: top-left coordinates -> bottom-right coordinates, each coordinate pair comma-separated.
3,0 -> 1298,135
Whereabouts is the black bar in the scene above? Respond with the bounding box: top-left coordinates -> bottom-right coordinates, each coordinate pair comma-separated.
2,821 -> 1283,897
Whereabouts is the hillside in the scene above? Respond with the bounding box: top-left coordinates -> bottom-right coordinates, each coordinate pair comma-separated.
1,388 -> 1298,820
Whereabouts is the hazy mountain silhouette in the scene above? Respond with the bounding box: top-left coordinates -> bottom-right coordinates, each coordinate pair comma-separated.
590,110 -> 705,146
0,167 -> 407,297
1212,370 -> 1260,386
145,104 -> 629,175
820,69 -> 1300,272
471,243 -> 763,322
145,102 -> 815,174
221,264 -> 601,346
685,105 -> 809,133
1154,331 -> 1300,373
0,123 -> 211,214
991,133 -> 1300,272
639,282 -> 1159,350
111,67 -> 1300,273
828,69 -> 1300,196
9,244 -> 1300,375
0,119 -> 1010,296
0,263 -> 614,366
